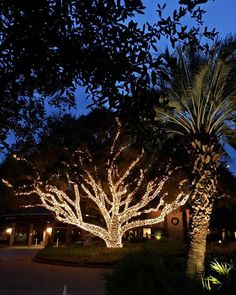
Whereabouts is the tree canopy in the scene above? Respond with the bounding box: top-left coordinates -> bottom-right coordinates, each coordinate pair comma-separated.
0,0 -> 217,152
10,117 -> 189,247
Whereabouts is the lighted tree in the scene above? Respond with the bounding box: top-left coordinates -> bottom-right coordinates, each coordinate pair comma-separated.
156,44 -> 236,277
17,119 -> 189,248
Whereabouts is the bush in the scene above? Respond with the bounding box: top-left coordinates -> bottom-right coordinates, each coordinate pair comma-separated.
104,248 -> 203,295
202,258 -> 236,294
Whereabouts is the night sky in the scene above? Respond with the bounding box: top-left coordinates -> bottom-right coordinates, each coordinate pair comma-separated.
70,0 -> 236,175
139,0 -> 236,37
139,1 -> 236,175
4,1 -> 234,174
74,0 -> 236,114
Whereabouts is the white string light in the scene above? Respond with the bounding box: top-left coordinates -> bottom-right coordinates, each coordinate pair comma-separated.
17,118 -> 189,248
1,179 -> 13,188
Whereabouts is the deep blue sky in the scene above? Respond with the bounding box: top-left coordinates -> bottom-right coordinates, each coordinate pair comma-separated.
74,0 -> 236,111
69,0 -> 236,112
69,0 -> 236,175
139,0 -> 235,37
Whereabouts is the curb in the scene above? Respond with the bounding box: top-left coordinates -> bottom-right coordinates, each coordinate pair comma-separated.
33,257 -> 115,268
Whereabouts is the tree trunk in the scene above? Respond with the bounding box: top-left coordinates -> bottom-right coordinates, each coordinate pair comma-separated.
186,193 -> 213,278
186,142 -> 219,278
105,236 -> 123,248
105,214 -> 123,248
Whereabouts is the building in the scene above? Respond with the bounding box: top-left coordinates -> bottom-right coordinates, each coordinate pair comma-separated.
0,207 -> 189,247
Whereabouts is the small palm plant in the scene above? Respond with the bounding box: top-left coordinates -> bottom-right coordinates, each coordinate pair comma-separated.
202,259 -> 235,293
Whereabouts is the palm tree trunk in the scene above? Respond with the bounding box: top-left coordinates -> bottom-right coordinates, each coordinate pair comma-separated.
186,144 -> 219,278
186,192 -> 213,278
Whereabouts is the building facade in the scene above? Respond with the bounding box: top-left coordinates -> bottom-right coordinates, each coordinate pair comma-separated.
0,207 -> 190,247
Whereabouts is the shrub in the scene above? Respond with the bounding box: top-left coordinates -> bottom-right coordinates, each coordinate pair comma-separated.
202,258 -> 236,294
104,248 -> 202,295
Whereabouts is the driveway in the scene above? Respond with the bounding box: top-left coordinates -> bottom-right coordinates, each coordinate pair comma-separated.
0,247 -> 106,295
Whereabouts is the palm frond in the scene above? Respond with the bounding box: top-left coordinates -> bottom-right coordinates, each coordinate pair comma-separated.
156,42 -> 236,153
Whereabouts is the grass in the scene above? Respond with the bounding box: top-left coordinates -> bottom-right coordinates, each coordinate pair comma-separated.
36,239 -> 236,266
35,238 -> 186,265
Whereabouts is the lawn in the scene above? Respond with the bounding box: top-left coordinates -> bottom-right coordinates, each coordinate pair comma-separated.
36,238 -> 236,266
35,238 -> 186,265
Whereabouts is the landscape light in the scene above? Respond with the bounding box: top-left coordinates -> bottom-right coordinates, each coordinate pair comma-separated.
155,231 -> 162,240
5,228 -> 12,235
46,227 -> 53,235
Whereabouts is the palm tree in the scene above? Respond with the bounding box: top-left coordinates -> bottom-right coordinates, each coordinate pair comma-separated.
156,42 -> 236,278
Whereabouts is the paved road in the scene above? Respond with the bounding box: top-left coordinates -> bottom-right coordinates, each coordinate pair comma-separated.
0,247 -> 106,295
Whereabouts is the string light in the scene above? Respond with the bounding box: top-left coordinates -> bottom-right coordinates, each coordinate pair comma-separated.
1,179 -> 13,188
17,118 -> 189,248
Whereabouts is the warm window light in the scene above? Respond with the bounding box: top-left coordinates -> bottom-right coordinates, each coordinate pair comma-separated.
46,227 -> 53,235
143,228 -> 151,238
5,228 -> 12,235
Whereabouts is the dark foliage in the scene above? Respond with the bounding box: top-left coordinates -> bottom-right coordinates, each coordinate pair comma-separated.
105,248 -> 236,295
0,0 -> 217,152
104,248 -> 203,295
120,36 -> 236,143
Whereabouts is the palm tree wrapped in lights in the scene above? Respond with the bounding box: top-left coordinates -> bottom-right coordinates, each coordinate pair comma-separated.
157,46 -> 236,277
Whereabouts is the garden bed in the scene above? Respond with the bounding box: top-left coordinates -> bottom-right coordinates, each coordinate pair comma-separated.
35,238 -> 186,266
